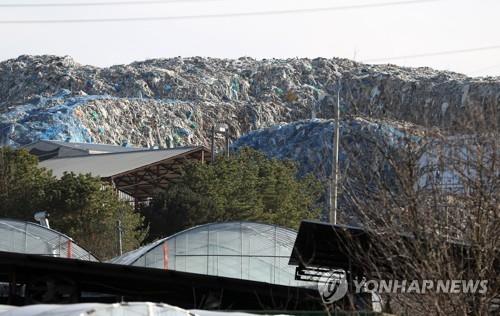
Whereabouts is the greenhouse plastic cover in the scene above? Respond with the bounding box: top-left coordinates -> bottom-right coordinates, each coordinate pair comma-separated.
0,303 -> 289,316
110,222 -> 305,286
0,219 -> 98,261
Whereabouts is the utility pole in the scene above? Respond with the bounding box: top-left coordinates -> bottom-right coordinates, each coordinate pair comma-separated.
330,82 -> 341,225
225,129 -> 230,158
117,220 -> 123,256
210,125 -> 216,162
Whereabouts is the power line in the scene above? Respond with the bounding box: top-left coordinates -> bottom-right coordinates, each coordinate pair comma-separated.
0,0 -> 216,8
0,0 -> 440,24
364,45 -> 500,62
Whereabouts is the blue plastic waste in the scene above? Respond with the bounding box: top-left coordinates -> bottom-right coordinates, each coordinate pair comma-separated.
0,91 -> 115,146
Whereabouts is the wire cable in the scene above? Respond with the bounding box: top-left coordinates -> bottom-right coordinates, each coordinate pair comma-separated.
364,45 -> 500,62
0,0 -> 440,24
0,0 -> 219,8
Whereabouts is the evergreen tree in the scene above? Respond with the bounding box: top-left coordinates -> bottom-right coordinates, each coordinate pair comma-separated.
0,147 -> 54,219
0,147 -> 146,260
45,173 -> 146,259
142,148 -> 322,241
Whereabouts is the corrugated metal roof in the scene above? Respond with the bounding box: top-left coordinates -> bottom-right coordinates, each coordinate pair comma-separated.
39,146 -> 204,178
36,140 -> 145,154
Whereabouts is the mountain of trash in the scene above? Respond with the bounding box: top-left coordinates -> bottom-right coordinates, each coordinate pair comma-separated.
231,117 -> 424,180
1,55 -> 498,148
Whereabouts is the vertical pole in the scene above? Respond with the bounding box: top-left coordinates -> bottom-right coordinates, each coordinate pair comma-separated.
117,220 -> 123,256
207,224 -> 210,274
327,181 -> 332,223
225,129 -> 230,158
240,222 -> 243,279
134,197 -> 139,211
210,125 -> 216,162
330,82 -> 341,225
257,104 -> 262,129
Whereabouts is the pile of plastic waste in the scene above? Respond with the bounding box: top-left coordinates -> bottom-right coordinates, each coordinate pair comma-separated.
232,117 -> 423,179
0,89 -> 293,148
1,55 -> 498,153
1,55 -> 499,148
0,89 -> 95,146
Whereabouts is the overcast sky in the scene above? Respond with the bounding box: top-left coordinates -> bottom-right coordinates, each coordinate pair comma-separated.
1,0 -> 499,77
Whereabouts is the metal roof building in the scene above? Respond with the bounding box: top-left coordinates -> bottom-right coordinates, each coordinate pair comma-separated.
37,145 -> 211,200
23,140 -> 144,161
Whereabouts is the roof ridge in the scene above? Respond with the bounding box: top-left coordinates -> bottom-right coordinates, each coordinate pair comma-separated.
40,145 -> 203,160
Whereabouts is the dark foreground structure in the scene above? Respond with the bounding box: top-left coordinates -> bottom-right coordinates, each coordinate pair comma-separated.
290,220 -> 500,279
290,221 -> 370,280
0,251 -> 323,310
289,221 -> 500,313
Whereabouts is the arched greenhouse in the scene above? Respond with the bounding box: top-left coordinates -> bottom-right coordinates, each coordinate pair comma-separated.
0,219 -> 98,261
111,222 -> 305,286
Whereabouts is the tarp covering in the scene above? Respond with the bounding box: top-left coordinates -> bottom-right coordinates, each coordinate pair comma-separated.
0,303 -> 291,316
0,302 -> 195,316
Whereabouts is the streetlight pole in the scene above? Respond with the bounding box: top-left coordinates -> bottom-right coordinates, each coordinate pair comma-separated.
210,124 -> 231,161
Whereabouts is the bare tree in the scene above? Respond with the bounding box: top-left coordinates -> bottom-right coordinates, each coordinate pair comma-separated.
340,113 -> 499,315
